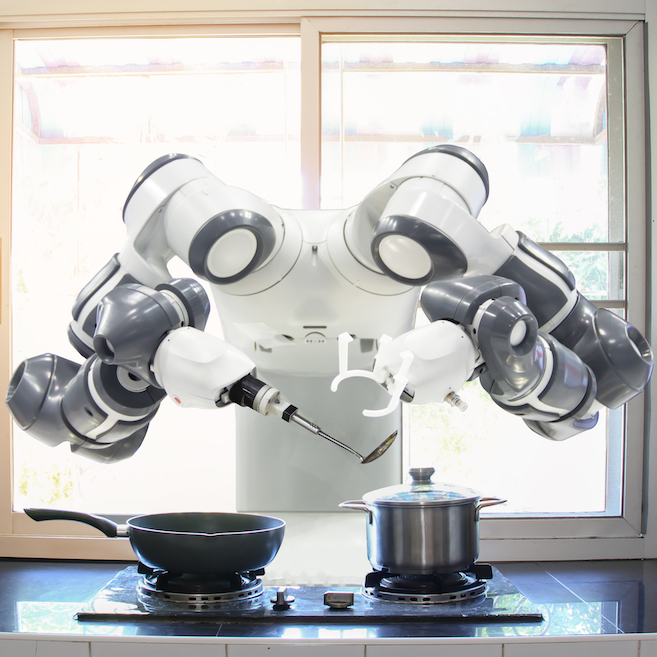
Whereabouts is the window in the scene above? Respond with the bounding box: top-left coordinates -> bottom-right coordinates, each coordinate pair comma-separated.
0,10 -> 652,581
320,37 -> 622,516
12,35 -> 301,515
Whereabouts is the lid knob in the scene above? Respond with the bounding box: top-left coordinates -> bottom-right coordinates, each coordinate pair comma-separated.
408,466 -> 435,483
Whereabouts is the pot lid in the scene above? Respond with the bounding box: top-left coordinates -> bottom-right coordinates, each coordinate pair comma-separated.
362,467 -> 481,507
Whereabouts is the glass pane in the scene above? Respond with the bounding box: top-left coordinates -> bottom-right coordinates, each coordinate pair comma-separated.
322,39 -> 622,517
12,37 -> 301,514
553,250 -> 625,301
321,40 -> 615,245
16,38 -> 301,206
406,391 -> 611,515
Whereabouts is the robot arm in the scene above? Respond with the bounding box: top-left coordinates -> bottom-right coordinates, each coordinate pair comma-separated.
7,275 -> 257,462
5,277 -> 211,463
339,144 -> 652,440
70,154 -> 288,357
9,273 -> 389,463
344,145 -> 513,286
420,276 -> 599,441
332,275 -> 600,440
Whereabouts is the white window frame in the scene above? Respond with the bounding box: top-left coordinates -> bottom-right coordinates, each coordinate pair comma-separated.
0,3 -> 654,566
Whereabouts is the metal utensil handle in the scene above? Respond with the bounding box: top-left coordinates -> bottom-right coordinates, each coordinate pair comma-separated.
289,413 -> 365,462
338,500 -> 373,523
475,497 -> 507,520
24,508 -> 121,537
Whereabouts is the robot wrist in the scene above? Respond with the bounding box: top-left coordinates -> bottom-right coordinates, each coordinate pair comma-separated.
6,353 -> 164,462
93,278 -> 210,386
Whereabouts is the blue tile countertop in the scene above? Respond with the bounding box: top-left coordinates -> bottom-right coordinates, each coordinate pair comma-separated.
0,559 -> 656,640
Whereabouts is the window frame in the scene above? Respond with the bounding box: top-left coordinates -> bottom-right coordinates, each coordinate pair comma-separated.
0,7 -> 653,565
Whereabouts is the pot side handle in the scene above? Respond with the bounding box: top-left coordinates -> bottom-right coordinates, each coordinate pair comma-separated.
24,508 -> 120,537
475,497 -> 507,520
339,500 -> 373,523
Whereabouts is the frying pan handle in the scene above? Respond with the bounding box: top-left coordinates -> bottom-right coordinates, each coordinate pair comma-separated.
24,508 -> 122,537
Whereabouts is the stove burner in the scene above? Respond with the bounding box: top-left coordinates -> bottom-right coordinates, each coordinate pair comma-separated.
76,564 -> 546,624
382,572 -> 476,593
362,567 -> 489,604
137,566 -> 265,612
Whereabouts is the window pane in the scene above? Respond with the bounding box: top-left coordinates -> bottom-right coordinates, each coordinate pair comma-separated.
12,37 -> 301,514
322,39 -> 622,516
554,250 -> 625,301
321,40 -> 615,243
407,391 -> 614,515
406,309 -> 622,516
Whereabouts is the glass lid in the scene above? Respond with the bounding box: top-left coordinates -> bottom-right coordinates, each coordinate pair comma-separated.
362,467 -> 482,506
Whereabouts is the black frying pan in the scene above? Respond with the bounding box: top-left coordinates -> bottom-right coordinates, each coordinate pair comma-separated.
25,508 -> 285,574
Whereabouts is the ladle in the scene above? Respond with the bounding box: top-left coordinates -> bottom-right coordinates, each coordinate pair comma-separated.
290,413 -> 398,464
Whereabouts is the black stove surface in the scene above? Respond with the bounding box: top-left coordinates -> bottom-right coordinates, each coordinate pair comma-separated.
76,565 -> 543,624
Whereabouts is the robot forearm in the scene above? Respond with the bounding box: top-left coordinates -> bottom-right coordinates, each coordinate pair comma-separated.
473,299 -> 599,442
491,231 -> 653,409
333,275 -> 567,421
6,277 -> 215,463
420,274 -> 645,440
414,275 -> 598,441
5,353 -> 164,463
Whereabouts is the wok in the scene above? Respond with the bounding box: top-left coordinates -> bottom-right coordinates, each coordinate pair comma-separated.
25,508 -> 285,575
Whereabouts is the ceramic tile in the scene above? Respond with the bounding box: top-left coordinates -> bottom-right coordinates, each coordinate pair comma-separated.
91,643 -> 226,657
494,563 -> 581,604
539,561 -> 648,583
227,645 -> 364,656
535,560 -> 657,634
367,646 -> 502,657
504,640 -> 639,657
639,640 -> 657,657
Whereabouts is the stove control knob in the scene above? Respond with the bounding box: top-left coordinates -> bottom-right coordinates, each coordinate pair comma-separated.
271,587 -> 295,610
324,591 -> 354,609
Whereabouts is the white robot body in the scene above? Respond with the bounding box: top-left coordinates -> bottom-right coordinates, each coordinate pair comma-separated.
213,208 -> 420,377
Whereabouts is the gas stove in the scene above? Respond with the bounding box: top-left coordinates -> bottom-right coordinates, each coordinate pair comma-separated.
76,563 -> 543,625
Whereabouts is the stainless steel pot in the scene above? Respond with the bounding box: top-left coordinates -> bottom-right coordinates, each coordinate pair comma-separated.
340,467 -> 505,574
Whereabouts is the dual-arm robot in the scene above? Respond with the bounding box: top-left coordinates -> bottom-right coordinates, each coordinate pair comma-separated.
5,146 -> 653,502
